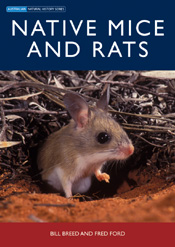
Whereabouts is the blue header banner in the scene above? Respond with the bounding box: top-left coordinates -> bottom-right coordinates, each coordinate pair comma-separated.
0,0 -> 174,70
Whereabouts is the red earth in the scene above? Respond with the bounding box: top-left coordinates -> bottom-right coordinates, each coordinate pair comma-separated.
0,171 -> 174,222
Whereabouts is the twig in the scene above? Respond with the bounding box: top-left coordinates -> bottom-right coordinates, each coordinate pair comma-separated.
110,108 -> 175,124
123,123 -> 175,132
0,71 -> 21,81
0,101 -> 7,141
0,80 -> 65,94
4,109 -> 59,115
0,163 -> 16,179
131,133 -> 164,148
166,174 -> 175,181
20,70 -> 42,84
123,126 -> 168,133
33,203 -> 75,207
28,214 -> 46,222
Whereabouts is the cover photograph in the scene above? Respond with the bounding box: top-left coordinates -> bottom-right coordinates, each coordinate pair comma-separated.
0,0 -> 174,246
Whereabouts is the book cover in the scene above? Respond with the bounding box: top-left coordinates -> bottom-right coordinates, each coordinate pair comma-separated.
0,0 -> 174,246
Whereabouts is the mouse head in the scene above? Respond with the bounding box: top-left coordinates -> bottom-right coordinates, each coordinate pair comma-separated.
63,87 -> 134,161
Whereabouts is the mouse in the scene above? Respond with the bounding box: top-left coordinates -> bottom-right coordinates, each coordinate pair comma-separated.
37,87 -> 134,198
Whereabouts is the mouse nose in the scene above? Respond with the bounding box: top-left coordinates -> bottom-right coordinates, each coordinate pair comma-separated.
128,144 -> 134,155
121,144 -> 134,156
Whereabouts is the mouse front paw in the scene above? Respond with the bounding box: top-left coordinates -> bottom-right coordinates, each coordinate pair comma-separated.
95,171 -> 110,183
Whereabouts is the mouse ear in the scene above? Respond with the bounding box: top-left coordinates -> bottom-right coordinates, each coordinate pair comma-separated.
96,84 -> 110,111
63,92 -> 90,128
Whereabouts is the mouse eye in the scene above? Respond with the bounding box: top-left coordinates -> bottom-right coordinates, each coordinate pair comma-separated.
97,132 -> 111,144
